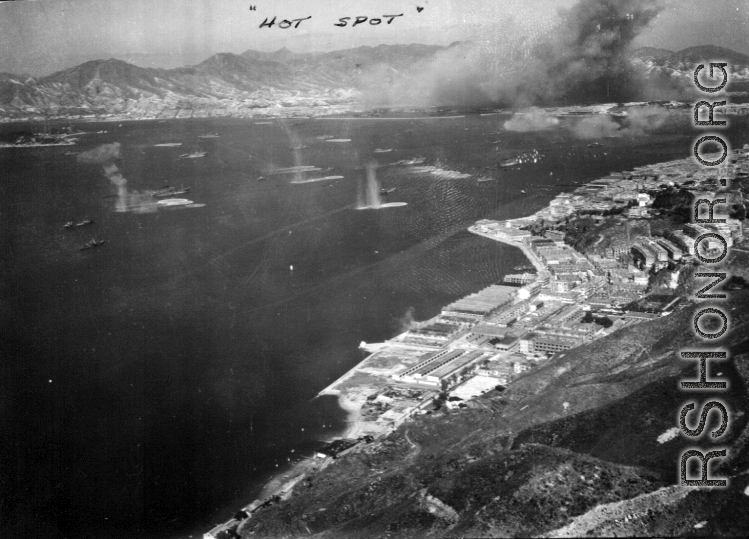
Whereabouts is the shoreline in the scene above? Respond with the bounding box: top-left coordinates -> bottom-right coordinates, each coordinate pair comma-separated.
203,196 -> 571,539
318,388 -> 367,440
206,347 -> 414,537
7,99 -> 748,127
0,111 -> 465,125
469,224 -> 550,278
203,136 -> 749,539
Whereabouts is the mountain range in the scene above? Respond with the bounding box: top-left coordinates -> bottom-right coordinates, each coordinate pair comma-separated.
0,43 -> 748,121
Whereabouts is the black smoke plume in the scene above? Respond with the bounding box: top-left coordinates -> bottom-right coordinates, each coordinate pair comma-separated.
538,0 -> 663,104
361,0 -> 664,108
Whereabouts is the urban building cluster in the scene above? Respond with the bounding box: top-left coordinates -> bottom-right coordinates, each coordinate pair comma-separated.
361,144 -> 749,418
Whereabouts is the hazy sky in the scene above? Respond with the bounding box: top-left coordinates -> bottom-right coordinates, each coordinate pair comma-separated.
0,0 -> 747,76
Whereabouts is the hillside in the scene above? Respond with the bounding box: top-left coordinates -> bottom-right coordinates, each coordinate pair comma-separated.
237,287 -> 749,538
1,44 -> 748,121
668,45 -> 749,67
0,44 -> 446,121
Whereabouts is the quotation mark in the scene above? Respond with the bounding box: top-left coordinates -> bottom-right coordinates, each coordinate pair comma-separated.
249,5 -> 256,11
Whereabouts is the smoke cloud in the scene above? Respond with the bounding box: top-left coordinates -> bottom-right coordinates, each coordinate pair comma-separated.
396,306 -> 416,333
361,0 -> 665,108
504,108 -> 561,132
77,142 -> 121,164
571,115 -> 621,138
79,142 -> 156,213
570,104 -> 685,138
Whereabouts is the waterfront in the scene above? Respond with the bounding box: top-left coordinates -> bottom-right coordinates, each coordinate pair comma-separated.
0,115 -> 729,537
214,137 -> 749,539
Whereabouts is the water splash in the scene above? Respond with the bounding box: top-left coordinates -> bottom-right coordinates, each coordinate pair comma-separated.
277,119 -> 306,183
356,162 -> 407,210
360,162 -> 382,209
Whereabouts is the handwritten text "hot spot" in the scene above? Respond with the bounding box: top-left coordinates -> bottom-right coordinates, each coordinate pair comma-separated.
258,13 -> 405,29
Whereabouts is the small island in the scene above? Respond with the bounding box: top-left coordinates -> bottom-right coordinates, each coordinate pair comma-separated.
0,126 -> 80,147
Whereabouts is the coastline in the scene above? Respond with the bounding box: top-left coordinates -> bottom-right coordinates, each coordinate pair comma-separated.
0,111 -> 475,126
204,138 -> 749,538
319,389 -> 367,440
7,100 -> 747,127
469,224 -> 550,278
206,347 -> 418,537
202,198 -> 584,538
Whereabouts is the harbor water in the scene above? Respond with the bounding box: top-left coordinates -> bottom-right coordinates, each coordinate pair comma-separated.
0,115 -> 708,537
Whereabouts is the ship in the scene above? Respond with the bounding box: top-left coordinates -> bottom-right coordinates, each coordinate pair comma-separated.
152,186 -> 191,198
156,198 -> 194,207
393,156 -> 426,166
64,218 -> 94,229
179,150 -> 207,159
379,187 -> 396,195
80,239 -> 106,251
499,157 -> 520,168
499,148 -> 542,168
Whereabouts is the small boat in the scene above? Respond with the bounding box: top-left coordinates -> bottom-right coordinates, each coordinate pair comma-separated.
179,150 -> 206,159
257,176 -> 266,182
198,133 -> 220,139
379,187 -> 396,195
80,238 -> 106,251
64,218 -> 94,229
395,156 -> 426,166
520,189 -> 527,194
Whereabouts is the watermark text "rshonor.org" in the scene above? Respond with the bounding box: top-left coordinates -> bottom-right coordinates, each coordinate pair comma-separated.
679,61 -> 733,487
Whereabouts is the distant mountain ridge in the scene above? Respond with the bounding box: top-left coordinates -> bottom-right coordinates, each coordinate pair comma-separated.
0,43 -> 448,120
667,44 -> 749,66
631,44 -> 749,65
1,43 -> 747,121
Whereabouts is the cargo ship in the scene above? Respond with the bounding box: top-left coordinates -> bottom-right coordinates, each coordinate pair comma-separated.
499,148 -> 542,168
